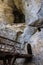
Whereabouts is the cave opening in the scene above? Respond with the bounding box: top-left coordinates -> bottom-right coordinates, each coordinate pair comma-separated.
2,0 -> 4,2
13,4 -> 25,23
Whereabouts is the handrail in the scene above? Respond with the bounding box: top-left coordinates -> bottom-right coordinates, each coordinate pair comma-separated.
0,42 -> 14,47
0,36 -> 21,44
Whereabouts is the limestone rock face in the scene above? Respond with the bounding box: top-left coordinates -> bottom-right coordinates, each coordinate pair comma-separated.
25,0 -> 43,27
0,24 -> 17,47
0,0 -> 25,24
25,0 -> 41,24
18,26 -> 37,54
0,23 -> 26,53
14,0 -> 24,14
29,29 -> 43,65
0,0 -> 43,65
38,0 -> 43,18
0,0 -> 43,24
0,0 -> 14,24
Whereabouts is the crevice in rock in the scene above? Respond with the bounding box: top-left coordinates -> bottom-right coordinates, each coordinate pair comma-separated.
13,4 -> 25,23
7,0 -> 25,23
2,0 -> 4,2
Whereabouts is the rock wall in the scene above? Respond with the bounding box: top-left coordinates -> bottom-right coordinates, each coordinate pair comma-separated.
0,0 -> 43,65
0,0 -> 14,24
0,0 -> 25,24
15,0 -> 43,65
25,0 -> 41,24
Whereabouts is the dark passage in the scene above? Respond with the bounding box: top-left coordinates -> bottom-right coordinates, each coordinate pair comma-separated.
13,4 -> 25,23
2,0 -> 4,2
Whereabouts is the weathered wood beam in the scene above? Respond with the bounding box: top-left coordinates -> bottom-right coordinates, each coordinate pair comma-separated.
12,53 -> 32,65
15,54 -> 32,58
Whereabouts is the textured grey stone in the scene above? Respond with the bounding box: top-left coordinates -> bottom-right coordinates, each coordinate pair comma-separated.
18,26 -> 37,54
